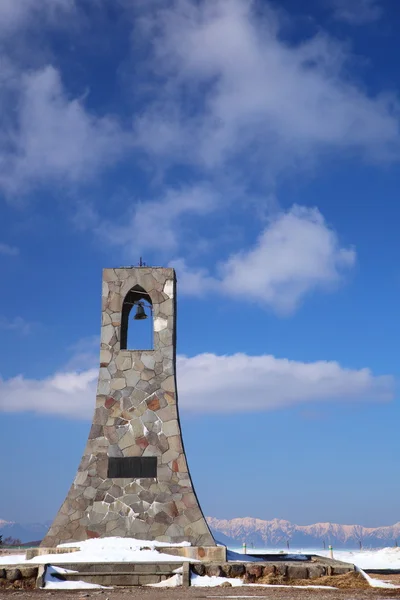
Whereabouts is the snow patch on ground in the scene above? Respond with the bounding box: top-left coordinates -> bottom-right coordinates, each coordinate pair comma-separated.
0,554 -> 26,565
314,547 -> 400,570
357,567 -> 400,589
147,573 -> 183,587
173,566 -> 183,573
236,546 -> 400,570
59,537 -> 190,550
191,574 -> 244,587
0,537 -> 193,565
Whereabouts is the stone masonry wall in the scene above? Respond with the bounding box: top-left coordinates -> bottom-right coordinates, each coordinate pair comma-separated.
42,267 -> 214,547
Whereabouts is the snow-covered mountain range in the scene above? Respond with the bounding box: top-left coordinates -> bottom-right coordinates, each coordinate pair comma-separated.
1,516 -> 399,548
208,517 -> 400,549
0,519 -> 50,544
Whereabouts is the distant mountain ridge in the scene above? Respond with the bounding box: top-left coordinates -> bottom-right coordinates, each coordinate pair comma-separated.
1,516 -> 399,548
0,520 -> 50,543
207,517 -> 400,549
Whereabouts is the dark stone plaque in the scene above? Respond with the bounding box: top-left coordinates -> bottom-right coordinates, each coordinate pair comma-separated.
107,456 -> 157,479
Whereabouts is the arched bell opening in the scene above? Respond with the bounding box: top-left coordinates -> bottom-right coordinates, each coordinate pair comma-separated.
120,285 -> 153,350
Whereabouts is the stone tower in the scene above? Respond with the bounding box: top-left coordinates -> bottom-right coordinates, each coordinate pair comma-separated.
42,267 -> 215,547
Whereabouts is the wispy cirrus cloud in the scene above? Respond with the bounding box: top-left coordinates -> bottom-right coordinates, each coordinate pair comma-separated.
0,0 -> 391,322
0,316 -> 34,335
0,242 -> 18,256
82,0 -> 395,289
0,1 -> 127,198
76,183 -> 222,256
0,0 -> 75,38
81,199 -> 355,314
0,0 -> 397,201
329,0 -> 382,24
0,66 -> 128,196
131,0 -> 399,176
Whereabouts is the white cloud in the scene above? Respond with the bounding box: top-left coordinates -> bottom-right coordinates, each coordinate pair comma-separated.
0,0 -> 74,37
172,258 -> 216,296
0,316 -> 33,335
176,205 -> 356,313
0,0 -> 394,201
0,369 -> 98,419
132,0 -> 399,173
219,205 -> 355,313
0,0 -> 124,195
177,353 -> 394,412
0,243 -> 18,256
65,336 -> 100,371
329,0 -> 382,24
87,202 -> 354,314
79,184 -> 220,255
0,352 -> 393,419
0,66 -> 127,195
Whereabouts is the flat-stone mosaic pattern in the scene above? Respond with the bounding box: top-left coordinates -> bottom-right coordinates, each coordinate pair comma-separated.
42,267 -> 214,547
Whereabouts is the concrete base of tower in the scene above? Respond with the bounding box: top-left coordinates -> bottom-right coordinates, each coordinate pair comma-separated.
28,544 -> 227,563
153,545 -> 227,562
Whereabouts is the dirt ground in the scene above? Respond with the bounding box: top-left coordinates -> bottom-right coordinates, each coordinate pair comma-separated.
1,584 -> 400,600
1,572 -> 400,599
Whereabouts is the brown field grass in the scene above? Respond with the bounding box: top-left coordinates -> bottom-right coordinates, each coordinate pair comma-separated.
258,570 -> 370,589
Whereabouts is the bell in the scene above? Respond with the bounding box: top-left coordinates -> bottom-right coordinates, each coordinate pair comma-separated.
133,302 -> 147,320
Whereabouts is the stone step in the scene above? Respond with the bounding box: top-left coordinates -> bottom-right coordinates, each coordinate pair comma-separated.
43,562 -> 185,587
62,571 -> 172,586
51,561 -> 182,573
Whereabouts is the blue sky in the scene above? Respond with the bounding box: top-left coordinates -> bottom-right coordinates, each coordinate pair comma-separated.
1,0 -> 400,529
